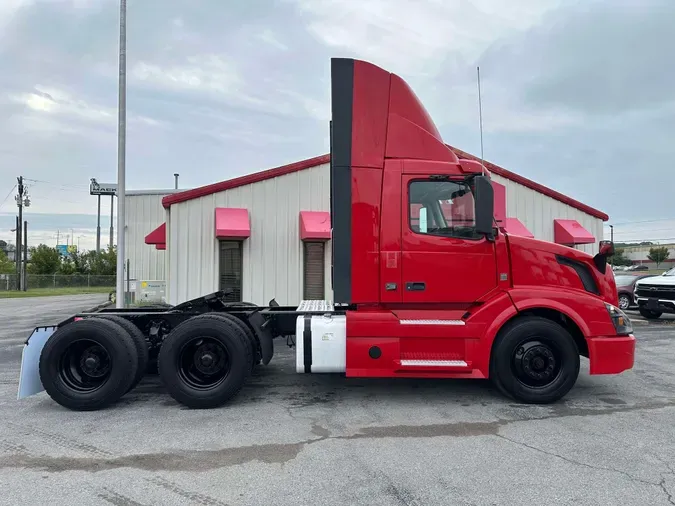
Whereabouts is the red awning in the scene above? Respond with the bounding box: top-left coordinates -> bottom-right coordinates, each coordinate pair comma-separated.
145,223 -> 166,245
155,243 -> 166,250
299,211 -> 331,240
554,219 -> 595,245
215,208 -> 250,239
503,217 -> 534,238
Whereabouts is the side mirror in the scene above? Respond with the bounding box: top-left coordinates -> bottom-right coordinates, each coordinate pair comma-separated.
599,240 -> 614,256
474,175 -> 494,238
593,240 -> 614,274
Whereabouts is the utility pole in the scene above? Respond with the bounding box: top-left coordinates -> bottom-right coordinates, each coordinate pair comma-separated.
14,217 -> 20,288
610,224 -> 614,243
109,195 -> 114,249
96,194 -> 101,252
15,177 -> 29,290
23,220 -> 27,291
115,0 -> 127,308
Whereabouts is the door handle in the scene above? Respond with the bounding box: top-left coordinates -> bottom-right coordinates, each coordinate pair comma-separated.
405,282 -> 426,291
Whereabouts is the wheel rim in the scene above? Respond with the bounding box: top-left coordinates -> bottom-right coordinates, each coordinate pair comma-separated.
58,339 -> 112,393
177,337 -> 230,390
511,339 -> 562,388
619,295 -> 630,310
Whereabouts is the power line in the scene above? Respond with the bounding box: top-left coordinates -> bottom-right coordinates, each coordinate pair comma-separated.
608,217 -> 675,227
0,185 -> 17,211
611,227 -> 675,236
613,237 -> 675,243
24,178 -> 89,190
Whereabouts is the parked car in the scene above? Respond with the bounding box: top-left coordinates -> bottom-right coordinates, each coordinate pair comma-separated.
615,274 -> 652,310
633,267 -> 675,319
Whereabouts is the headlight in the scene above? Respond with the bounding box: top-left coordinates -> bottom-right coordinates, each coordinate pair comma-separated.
605,303 -> 633,335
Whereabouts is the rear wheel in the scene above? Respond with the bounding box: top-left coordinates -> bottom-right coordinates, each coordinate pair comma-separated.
213,313 -> 260,369
158,314 -> 253,409
490,316 -> 580,404
95,314 -> 149,391
38,318 -> 139,411
639,307 -> 662,319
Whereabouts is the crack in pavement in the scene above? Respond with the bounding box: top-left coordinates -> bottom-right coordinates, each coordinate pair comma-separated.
497,434 -> 675,505
1,400 -> 674,474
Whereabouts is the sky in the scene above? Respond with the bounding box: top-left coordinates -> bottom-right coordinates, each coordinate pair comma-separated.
0,0 -> 673,251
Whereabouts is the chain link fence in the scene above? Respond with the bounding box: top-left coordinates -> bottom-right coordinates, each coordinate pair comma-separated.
0,274 -> 115,291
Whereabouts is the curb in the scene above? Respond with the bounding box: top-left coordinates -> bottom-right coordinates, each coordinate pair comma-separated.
85,301 -> 113,313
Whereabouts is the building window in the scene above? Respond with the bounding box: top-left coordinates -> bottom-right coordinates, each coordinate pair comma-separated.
408,179 -> 481,240
219,240 -> 243,302
303,242 -> 325,300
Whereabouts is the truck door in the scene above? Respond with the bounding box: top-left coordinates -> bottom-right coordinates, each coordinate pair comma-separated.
401,174 -> 498,304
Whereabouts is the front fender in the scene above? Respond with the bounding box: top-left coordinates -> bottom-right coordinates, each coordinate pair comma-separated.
508,287 -> 616,338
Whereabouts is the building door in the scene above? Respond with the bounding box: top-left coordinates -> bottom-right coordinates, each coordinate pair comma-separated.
303,242 -> 325,300
219,240 -> 243,302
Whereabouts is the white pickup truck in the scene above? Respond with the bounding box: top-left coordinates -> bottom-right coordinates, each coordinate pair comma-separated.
634,267 -> 675,319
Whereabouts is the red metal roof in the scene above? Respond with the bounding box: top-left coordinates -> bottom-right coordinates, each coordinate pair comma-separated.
554,219 -> 595,245
162,150 -> 608,221
299,211 -> 331,240
215,208 -> 251,239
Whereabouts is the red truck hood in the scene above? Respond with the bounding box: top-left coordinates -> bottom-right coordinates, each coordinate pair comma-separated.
506,233 -> 618,306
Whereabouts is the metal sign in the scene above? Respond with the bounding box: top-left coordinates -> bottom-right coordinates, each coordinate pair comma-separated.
89,178 -> 117,196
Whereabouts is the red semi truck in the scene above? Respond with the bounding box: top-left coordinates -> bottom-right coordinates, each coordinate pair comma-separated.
17,58 -> 635,411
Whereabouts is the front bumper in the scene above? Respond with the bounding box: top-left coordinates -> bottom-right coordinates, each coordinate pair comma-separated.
587,335 -> 635,375
635,297 -> 675,314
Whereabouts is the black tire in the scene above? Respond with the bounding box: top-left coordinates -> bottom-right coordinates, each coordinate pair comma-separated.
158,314 -> 253,409
618,293 -> 632,311
95,315 -> 149,391
639,307 -> 662,319
490,316 -> 580,404
212,313 -> 261,369
38,318 -> 139,411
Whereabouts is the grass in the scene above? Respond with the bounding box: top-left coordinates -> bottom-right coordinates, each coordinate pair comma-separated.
0,287 -> 113,299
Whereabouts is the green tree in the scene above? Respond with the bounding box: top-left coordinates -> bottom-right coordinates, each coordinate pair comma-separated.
58,256 -> 76,275
28,244 -> 61,274
648,246 -> 670,268
0,249 -> 14,274
609,247 -> 632,266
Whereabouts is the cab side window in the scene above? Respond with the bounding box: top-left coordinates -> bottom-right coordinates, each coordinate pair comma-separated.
408,179 -> 481,239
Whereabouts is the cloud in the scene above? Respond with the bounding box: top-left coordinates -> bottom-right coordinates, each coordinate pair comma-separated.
0,0 -> 672,247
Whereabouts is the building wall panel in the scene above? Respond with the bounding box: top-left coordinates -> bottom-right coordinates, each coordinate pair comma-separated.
168,164 -> 331,305
491,173 -> 603,255
123,193 -> 170,281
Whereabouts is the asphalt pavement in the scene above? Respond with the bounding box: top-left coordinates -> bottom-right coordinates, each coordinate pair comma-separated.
0,300 -> 674,506
0,293 -> 109,345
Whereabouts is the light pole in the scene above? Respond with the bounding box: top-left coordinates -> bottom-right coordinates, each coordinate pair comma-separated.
115,0 -> 127,308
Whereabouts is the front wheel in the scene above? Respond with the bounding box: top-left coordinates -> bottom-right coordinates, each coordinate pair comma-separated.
490,316 -> 580,404
639,307 -> 662,319
618,293 -> 632,310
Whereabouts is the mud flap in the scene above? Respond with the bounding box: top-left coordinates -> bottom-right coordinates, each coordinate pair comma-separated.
17,326 -> 56,400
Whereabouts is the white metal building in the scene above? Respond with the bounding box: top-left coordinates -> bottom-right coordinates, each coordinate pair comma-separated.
142,149 -> 608,306
124,189 -> 178,282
